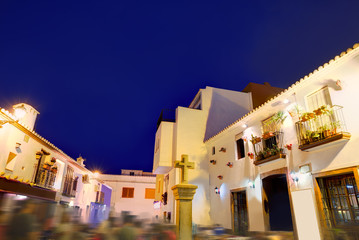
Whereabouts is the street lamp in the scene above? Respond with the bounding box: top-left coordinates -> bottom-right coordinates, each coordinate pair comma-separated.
0,104 -> 27,128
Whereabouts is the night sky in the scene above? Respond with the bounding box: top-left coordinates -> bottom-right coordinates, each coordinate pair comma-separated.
1,1 -> 358,174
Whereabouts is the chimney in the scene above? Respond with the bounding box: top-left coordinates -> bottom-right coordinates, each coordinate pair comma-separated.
12,103 -> 39,131
264,82 -> 271,87
77,156 -> 86,167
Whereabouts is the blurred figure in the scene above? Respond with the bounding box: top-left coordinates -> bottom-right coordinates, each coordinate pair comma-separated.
115,215 -> 138,240
6,199 -> 39,240
95,216 -> 118,240
53,211 -> 73,240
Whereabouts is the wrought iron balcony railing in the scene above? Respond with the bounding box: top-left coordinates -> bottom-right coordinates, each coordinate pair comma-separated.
252,131 -> 286,165
34,169 -> 56,189
295,105 -> 350,151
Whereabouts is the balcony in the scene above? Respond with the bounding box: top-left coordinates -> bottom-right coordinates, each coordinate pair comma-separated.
252,132 -> 286,166
34,169 -> 56,189
295,105 -> 350,151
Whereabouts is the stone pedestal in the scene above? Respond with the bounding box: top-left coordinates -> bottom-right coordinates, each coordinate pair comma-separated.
172,183 -> 198,240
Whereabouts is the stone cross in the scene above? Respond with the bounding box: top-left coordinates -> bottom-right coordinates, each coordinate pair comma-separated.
174,154 -> 195,184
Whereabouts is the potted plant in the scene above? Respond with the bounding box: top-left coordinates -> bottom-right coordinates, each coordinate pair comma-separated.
269,111 -> 287,132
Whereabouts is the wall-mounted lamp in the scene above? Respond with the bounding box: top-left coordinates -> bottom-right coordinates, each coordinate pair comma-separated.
210,160 -> 216,165
215,187 -> 220,194
226,162 -> 233,168
290,171 -> 299,182
219,147 -> 226,153
217,175 -> 223,180
13,104 -> 27,119
247,180 -> 255,188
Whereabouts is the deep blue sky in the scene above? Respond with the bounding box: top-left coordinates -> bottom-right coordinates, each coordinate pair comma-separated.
1,1 -> 358,174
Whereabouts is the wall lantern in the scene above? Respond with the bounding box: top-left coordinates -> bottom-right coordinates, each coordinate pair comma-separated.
226,162 -> 233,168
219,147 -> 226,153
217,175 -> 223,180
247,180 -> 255,188
290,171 -> 299,182
13,104 -> 27,119
215,187 -> 220,194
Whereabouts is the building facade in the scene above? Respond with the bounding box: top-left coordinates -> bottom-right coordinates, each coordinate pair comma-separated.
100,169 -> 157,219
154,43 -> 359,239
153,85 -> 283,226
0,103 -> 112,225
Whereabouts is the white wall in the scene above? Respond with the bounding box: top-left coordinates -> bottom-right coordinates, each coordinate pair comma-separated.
100,174 -> 157,219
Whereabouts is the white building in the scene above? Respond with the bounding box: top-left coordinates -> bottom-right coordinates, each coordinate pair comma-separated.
153,85 -> 283,225
100,169 -> 157,219
0,103 -> 111,225
204,43 -> 359,239
154,43 -> 359,239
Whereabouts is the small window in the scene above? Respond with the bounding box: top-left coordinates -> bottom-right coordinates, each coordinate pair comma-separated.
130,172 -> 135,176
236,139 -> 245,159
212,147 -> 215,155
145,188 -> 155,199
122,187 -> 134,198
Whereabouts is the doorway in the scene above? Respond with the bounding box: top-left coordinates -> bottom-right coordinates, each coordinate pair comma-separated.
262,174 -> 293,231
231,190 -> 248,234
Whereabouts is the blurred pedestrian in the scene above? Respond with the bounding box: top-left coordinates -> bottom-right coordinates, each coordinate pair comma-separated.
6,199 -> 39,240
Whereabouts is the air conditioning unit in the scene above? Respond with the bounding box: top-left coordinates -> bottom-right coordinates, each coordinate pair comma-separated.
82,174 -> 90,184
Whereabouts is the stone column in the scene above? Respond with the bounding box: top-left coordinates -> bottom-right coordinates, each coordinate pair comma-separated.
172,183 -> 198,240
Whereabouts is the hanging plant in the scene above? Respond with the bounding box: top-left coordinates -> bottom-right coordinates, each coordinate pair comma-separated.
219,147 -> 226,153
285,144 -> 292,151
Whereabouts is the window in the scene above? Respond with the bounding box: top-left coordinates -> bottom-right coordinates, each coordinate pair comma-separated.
317,173 -> 359,228
236,139 -> 245,159
145,188 -> 155,199
122,187 -> 134,198
130,172 -> 134,176
307,86 -> 332,111
212,147 -> 215,155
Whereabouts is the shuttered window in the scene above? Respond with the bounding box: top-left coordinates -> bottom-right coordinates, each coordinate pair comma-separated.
122,187 -> 134,198
145,188 -> 155,199
307,86 -> 332,111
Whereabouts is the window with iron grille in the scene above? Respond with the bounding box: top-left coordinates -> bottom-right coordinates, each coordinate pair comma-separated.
317,173 -> 359,228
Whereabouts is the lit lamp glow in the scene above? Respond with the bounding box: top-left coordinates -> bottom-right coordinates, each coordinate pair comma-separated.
14,105 -> 27,119
93,171 -> 100,178
247,180 -> 255,188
